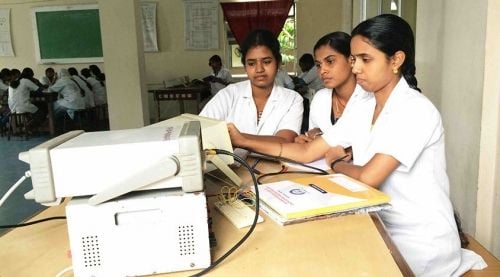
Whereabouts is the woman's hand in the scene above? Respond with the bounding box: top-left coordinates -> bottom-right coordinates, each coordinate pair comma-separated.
227,123 -> 245,148
324,145 -> 349,168
294,128 -> 323,144
294,134 -> 312,144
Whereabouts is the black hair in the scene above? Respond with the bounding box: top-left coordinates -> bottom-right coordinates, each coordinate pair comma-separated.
0,68 -> 10,81
351,14 -> 420,92
45,67 -> 55,74
89,64 -> 102,75
209,55 -> 222,64
68,67 -> 78,76
239,29 -> 282,66
81,68 -> 91,78
313,31 -> 352,58
10,68 -> 35,89
298,53 -> 315,71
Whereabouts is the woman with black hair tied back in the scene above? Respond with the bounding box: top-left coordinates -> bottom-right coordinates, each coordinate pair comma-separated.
227,14 -> 486,276
200,29 -> 303,147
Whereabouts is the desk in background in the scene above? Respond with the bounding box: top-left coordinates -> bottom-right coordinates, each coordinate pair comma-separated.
0,160 -> 412,277
31,91 -> 58,136
148,85 -> 208,122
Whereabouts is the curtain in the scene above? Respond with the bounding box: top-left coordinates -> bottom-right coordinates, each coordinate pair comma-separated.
220,0 -> 293,46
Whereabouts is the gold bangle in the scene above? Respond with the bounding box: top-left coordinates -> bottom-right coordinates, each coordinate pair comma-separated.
278,142 -> 283,157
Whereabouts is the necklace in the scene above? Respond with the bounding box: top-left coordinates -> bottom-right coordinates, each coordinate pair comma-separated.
333,92 -> 346,119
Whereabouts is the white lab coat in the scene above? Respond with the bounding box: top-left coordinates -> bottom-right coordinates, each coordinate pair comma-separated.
209,67 -> 232,95
299,67 -> 324,92
8,79 -> 39,113
322,78 -> 486,276
200,80 -> 303,135
308,84 -> 365,131
0,80 -> 8,92
86,76 -> 107,105
72,75 -> 95,108
275,68 -> 295,89
50,76 -> 85,111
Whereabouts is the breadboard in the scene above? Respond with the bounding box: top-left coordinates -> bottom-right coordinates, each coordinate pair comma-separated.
214,199 -> 263,228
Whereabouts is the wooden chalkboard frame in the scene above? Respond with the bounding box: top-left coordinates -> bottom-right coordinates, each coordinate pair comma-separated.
32,4 -> 104,64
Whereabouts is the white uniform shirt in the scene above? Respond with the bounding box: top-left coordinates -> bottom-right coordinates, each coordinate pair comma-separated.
0,80 -> 8,92
322,78 -> 485,276
86,76 -> 107,105
209,67 -> 232,95
50,77 -> 85,110
8,79 -> 39,113
308,84 -> 365,131
299,67 -> 324,92
40,76 -> 57,87
72,75 -> 95,108
274,68 -> 295,90
200,80 -> 303,135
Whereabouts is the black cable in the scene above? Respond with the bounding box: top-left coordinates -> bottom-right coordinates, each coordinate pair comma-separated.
247,149 -> 329,175
257,170 -> 325,184
191,149 -> 260,277
0,216 -> 66,229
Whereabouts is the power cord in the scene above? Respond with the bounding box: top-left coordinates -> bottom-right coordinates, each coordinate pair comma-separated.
0,170 -> 31,207
192,149 -> 260,277
0,216 -> 66,229
248,150 -> 329,175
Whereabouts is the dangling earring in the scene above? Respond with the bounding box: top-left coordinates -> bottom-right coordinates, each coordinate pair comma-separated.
393,68 -> 398,75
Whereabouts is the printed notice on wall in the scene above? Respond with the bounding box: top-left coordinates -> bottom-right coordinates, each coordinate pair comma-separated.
184,0 -> 219,50
141,1 -> 158,52
0,9 -> 14,57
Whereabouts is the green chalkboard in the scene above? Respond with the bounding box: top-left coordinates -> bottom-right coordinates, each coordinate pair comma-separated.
33,5 -> 103,63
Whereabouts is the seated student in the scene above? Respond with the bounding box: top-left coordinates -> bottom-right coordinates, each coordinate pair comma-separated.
81,68 -> 107,105
274,65 -> 295,90
295,32 -> 365,143
40,67 -> 57,87
49,68 -> 85,122
228,14 -> 486,276
203,55 -> 232,96
200,29 -> 303,144
68,67 -> 95,109
295,53 -> 324,94
8,68 -> 47,132
89,64 -> 106,85
0,68 -> 11,129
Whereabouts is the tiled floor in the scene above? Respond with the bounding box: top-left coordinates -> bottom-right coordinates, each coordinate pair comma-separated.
0,133 -> 52,235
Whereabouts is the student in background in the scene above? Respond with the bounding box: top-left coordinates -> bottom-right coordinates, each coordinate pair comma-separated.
200,29 -> 303,144
89,64 -> 106,86
228,14 -> 487,276
0,68 -> 11,129
274,64 -> 295,90
68,67 -> 94,108
40,67 -> 57,87
81,68 -> 107,105
295,53 -> 324,94
8,67 -> 46,132
10,68 -> 20,82
50,68 -> 85,122
295,31 -> 364,143
203,55 -> 232,96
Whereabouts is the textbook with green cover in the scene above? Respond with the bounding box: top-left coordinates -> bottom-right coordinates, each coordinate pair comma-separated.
258,174 -> 391,221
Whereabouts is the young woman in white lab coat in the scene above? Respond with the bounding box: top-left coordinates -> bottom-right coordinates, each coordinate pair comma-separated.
200,29 -> 303,144
81,68 -> 107,105
227,14 -> 486,276
8,67 -> 47,132
50,68 -> 85,121
295,31 -> 366,144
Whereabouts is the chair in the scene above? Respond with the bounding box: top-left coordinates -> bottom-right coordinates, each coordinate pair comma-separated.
94,104 -> 109,131
7,112 -> 31,140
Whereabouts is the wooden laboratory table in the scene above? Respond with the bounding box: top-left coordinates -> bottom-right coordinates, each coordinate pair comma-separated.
0,160 -> 412,277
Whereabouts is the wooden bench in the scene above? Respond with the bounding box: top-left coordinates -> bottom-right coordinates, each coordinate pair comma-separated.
463,234 -> 500,276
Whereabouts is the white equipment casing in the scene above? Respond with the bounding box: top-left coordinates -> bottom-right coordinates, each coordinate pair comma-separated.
66,190 -> 211,277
